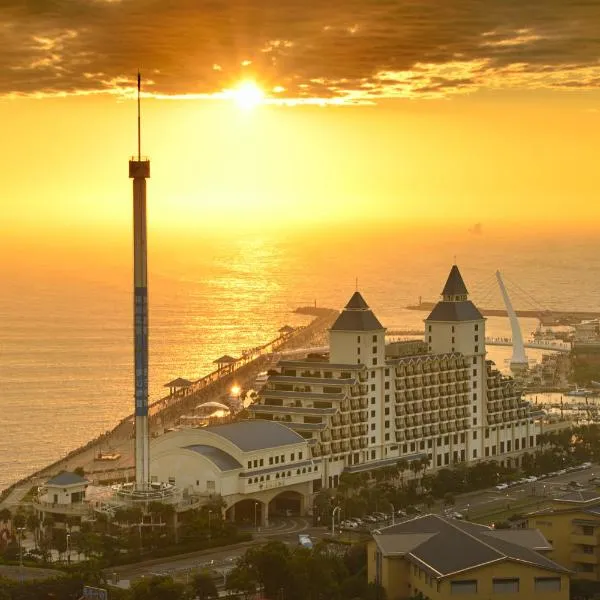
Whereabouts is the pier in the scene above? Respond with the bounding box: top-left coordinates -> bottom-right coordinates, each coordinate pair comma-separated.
0,309 -> 339,508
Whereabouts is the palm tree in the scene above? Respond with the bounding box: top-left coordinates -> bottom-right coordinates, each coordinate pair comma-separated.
397,459 -> 409,488
26,513 -> 40,548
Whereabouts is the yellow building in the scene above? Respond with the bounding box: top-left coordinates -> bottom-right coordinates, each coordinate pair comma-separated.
368,514 -> 570,600
528,490 -> 600,581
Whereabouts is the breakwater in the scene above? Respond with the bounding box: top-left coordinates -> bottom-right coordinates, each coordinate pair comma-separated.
0,309 -> 338,507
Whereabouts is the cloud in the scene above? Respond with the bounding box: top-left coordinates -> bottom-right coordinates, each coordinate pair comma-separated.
1,0 -> 600,102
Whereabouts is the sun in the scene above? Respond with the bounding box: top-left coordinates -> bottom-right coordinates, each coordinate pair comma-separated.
229,81 -> 265,110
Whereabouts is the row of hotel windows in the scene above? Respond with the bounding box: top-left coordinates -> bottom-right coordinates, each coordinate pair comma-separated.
247,465 -> 318,484
427,324 -> 479,333
247,452 -> 303,469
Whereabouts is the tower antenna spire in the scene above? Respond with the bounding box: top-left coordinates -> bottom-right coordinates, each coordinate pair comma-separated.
137,71 -> 141,161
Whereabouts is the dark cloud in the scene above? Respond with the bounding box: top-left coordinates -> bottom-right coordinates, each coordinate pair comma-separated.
1,0 -> 599,100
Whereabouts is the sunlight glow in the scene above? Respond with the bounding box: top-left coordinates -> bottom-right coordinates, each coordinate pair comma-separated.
230,384 -> 241,396
228,81 -> 265,110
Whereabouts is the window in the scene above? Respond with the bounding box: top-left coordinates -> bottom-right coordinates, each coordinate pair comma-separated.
485,447 -> 489,457
428,325 -> 431,332
168,477 -> 176,485
373,335 -> 377,342
475,335 -> 479,342
515,439 -> 520,450
583,545 -> 595,554
280,454 -> 284,462
428,439 -> 433,449
206,480 -> 215,490
452,326 -> 455,333
472,357 -> 477,365
437,438 -> 442,447
473,405 -> 477,413
472,449 -> 477,459
372,358 -> 377,365
385,407 -> 390,415
493,579 -> 519,593
299,452 -> 303,460
385,368 -> 390,376
472,369 -> 477,376
259,459 -> 264,466
247,461 -> 252,469
371,397 -> 376,405
385,381 -> 390,389
371,450 -> 376,459
452,337 -> 455,343
385,420 -> 390,428
507,441 -> 511,452
420,440 -> 425,450
475,324 -> 479,331
371,410 -> 376,417
583,526 -> 595,536
253,459 -> 258,467
385,394 -> 390,402
473,393 -> 477,401
385,433 -> 390,441
500,441 -> 505,453
485,428 -> 489,438
371,384 -> 376,391
453,434 -> 458,444
437,455 -> 442,466
268,457 -> 273,465
291,453 -> 295,461
475,346 -> 478,353
371,424 -> 375,430
357,336 -> 361,342
372,346 -> 377,353
473,418 -> 477,426
534,578 -> 561,592
460,433 -> 466,443
451,580 -> 477,594
429,336 -> 432,343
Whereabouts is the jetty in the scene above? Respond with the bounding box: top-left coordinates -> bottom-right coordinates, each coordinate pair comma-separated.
406,302 -> 600,326
0,309 -> 339,509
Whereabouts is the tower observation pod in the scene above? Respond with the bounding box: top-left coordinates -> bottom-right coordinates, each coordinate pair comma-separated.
130,73 -> 151,490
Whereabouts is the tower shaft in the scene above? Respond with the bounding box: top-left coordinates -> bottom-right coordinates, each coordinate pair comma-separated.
496,270 -> 527,366
131,168 -> 150,487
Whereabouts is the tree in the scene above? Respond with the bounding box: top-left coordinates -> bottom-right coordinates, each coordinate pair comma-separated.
130,575 -> 185,600
191,571 -> 218,600
443,492 -> 455,508
226,564 -> 257,599
26,513 -> 40,548
74,466 -> 85,477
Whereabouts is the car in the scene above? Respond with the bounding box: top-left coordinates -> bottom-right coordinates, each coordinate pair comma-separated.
495,483 -> 509,491
526,476 -> 538,483
569,481 -> 585,489
363,515 -> 377,523
298,534 -> 313,549
450,512 -> 464,520
559,486 -> 570,492
581,462 -> 593,469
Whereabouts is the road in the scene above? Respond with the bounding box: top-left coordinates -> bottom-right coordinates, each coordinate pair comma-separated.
451,464 -> 599,520
109,517 -> 328,584
108,465 -> 600,585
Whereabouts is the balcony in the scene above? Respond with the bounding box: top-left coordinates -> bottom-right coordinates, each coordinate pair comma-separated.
33,500 -> 90,516
395,405 -> 405,416
571,552 -> 599,565
396,418 -> 405,428
395,431 -> 405,442
571,534 -> 599,546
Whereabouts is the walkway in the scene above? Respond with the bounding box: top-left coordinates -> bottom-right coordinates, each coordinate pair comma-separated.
485,337 -> 571,353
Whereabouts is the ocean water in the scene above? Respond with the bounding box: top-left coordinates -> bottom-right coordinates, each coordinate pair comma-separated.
1,228 -> 598,491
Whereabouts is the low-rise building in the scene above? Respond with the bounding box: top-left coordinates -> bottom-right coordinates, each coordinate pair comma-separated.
368,514 -> 570,600
528,491 -> 600,580
33,472 -> 90,528
149,420 -> 320,525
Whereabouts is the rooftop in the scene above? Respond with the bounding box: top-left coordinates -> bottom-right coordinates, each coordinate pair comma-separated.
204,420 -> 306,452
46,472 -> 88,487
442,265 -> 469,297
279,360 -> 366,370
425,301 -> 484,322
164,377 -> 193,388
268,375 -> 357,386
331,291 -> 385,332
554,490 -> 600,504
373,514 -> 569,578
185,445 -> 242,471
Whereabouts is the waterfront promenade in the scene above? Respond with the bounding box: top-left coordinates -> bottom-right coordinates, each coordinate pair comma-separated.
0,309 -> 338,510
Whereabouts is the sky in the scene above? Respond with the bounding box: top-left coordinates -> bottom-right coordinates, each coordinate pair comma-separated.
2,0 -> 600,249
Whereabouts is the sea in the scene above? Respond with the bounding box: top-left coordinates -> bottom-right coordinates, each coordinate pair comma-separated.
1,228 -> 598,491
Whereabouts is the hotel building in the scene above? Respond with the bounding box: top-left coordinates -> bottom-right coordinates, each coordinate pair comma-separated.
249,266 -> 541,488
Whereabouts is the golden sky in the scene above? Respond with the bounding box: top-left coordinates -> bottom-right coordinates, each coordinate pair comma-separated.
2,0 -> 600,242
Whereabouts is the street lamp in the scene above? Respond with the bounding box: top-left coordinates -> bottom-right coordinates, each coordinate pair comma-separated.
208,510 -> 213,539
66,532 -> 71,565
390,504 -> 395,526
254,502 -> 259,530
332,506 -> 341,536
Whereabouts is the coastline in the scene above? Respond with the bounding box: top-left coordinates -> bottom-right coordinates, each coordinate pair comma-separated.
0,309 -> 338,509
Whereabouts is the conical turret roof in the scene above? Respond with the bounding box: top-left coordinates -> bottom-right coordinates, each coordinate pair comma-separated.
442,265 -> 468,297
331,291 -> 384,331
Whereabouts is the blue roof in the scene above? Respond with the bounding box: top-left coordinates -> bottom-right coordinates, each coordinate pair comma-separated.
185,445 -> 242,471
204,420 -> 306,451
46,472 -> 88,486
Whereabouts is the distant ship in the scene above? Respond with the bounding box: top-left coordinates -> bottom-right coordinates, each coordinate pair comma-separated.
566,386 -> 597,397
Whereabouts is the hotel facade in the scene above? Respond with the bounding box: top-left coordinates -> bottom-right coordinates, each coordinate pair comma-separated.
250,266 -> 541,489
